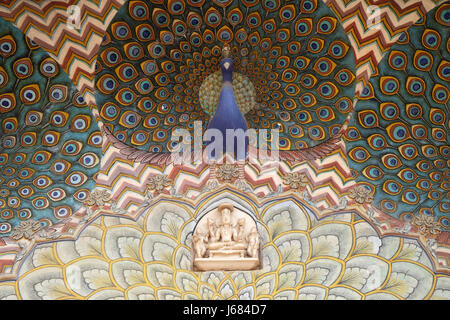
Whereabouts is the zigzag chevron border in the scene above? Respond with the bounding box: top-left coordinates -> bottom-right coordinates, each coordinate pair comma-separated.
0,0 -> 124,103
324,0 -> 446,94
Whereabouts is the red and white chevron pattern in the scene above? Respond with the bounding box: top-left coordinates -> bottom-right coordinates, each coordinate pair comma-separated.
324,0 -> 444,94
96,140 -> 356,212
0,0 -> 124,103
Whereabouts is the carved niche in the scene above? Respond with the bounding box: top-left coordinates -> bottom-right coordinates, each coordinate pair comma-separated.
192,203 -> 261,271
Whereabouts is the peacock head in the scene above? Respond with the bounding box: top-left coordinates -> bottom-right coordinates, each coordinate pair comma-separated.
221,58 -> 233,72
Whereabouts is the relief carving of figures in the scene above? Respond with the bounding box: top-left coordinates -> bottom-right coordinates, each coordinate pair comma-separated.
192,203 -> 261,271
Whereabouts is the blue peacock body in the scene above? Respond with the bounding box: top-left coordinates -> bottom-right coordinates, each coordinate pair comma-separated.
207,55 -> 249,160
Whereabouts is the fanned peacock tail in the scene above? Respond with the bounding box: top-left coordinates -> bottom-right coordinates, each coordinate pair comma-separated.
346,3 -> 449,226
95,0 -> 356,155
241,0 -> 356,151
0,18 -> 102,237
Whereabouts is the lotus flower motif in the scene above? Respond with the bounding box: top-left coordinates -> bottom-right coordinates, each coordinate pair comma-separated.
1,195 -> 447,300
413,214 -> 441,237
11,220 -> 42,240
348,185 -> 374,204
147,174 -> 172,192
216,164 -> 239,182
85,189 -> 111,207
282,172 -> 309,190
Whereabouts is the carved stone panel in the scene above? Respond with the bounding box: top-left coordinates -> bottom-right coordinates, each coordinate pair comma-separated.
192,203 -> 261,271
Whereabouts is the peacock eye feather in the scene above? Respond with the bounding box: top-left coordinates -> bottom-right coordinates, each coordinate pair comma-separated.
95,0 -> 355,154
0,17 -> 101,237
347,3 -> 449,221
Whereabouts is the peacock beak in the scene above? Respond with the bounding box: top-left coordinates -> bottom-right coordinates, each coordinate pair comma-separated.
223,62 -> 230,70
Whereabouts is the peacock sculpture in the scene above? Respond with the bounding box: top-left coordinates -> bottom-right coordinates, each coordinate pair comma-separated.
205,45 -> 249,160
97,0 -> 356,165
0,18 -> 102,238
347,3 -> 449,225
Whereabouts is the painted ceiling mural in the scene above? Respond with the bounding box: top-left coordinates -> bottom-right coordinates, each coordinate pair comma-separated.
0,190 -> 448,300
0,18 -> 102,247
95,0 -> 357,153
347,6 -> 449,226
0,0 -> 448,300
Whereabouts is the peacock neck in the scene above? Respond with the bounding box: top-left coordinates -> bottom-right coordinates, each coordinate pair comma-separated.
221,57 -> 233,83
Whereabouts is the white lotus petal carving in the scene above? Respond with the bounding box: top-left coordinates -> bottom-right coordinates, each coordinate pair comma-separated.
201,272 -> 223,289
219,281 -> 234,299
83,269 -> 114,290
274,290 -> 296,300
118,237 -> 141,260
176,271 -> 198,292
297,286 -> 326,300
110,261 -> 144,289
328,287 -> 362,300
35,279 -> 71,300
146,263 -> 174,288
56,241 -> 80,264
232,272 -> 252,290
344,256 -> 389,293
157,289 -> 181,300
142,234 -> 178,263
378,236 -> 401,260
127,286 -> 155,300
386,262 -> 434,299
274,233 -> 309,263
312,235 -> 339,258
366,292 -> 399,300
340,267 -> 369,290
104,226 -> 143,260
124,270 -> 145,286
396,243 -> 421,261
4,192 -> 447,300
255,274 -> 276,296
430,277 -> 450,300
278,264 -> 303,290
305,259 -> 342,286
161,211 -> 186,237
75,236 -> 102,257
0,285 -> 17,300
353,236 -> 382,255
278,240 -> 302,262
145,203 -> 191,233
310,223 -> 352,259
174,246 -> 191,270
32,246 -> 59,267
266,210 -> 293,238
238,289 -> 254,300
200,285 -> 214,299
89,289 -> 124,300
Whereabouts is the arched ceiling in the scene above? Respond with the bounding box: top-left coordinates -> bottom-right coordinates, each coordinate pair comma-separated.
0,0 -> 448,280
95,0 -> 356,152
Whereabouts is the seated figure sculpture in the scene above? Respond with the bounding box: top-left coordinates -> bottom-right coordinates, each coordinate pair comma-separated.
192,203 -> 261,271
208,204 -> 246,253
